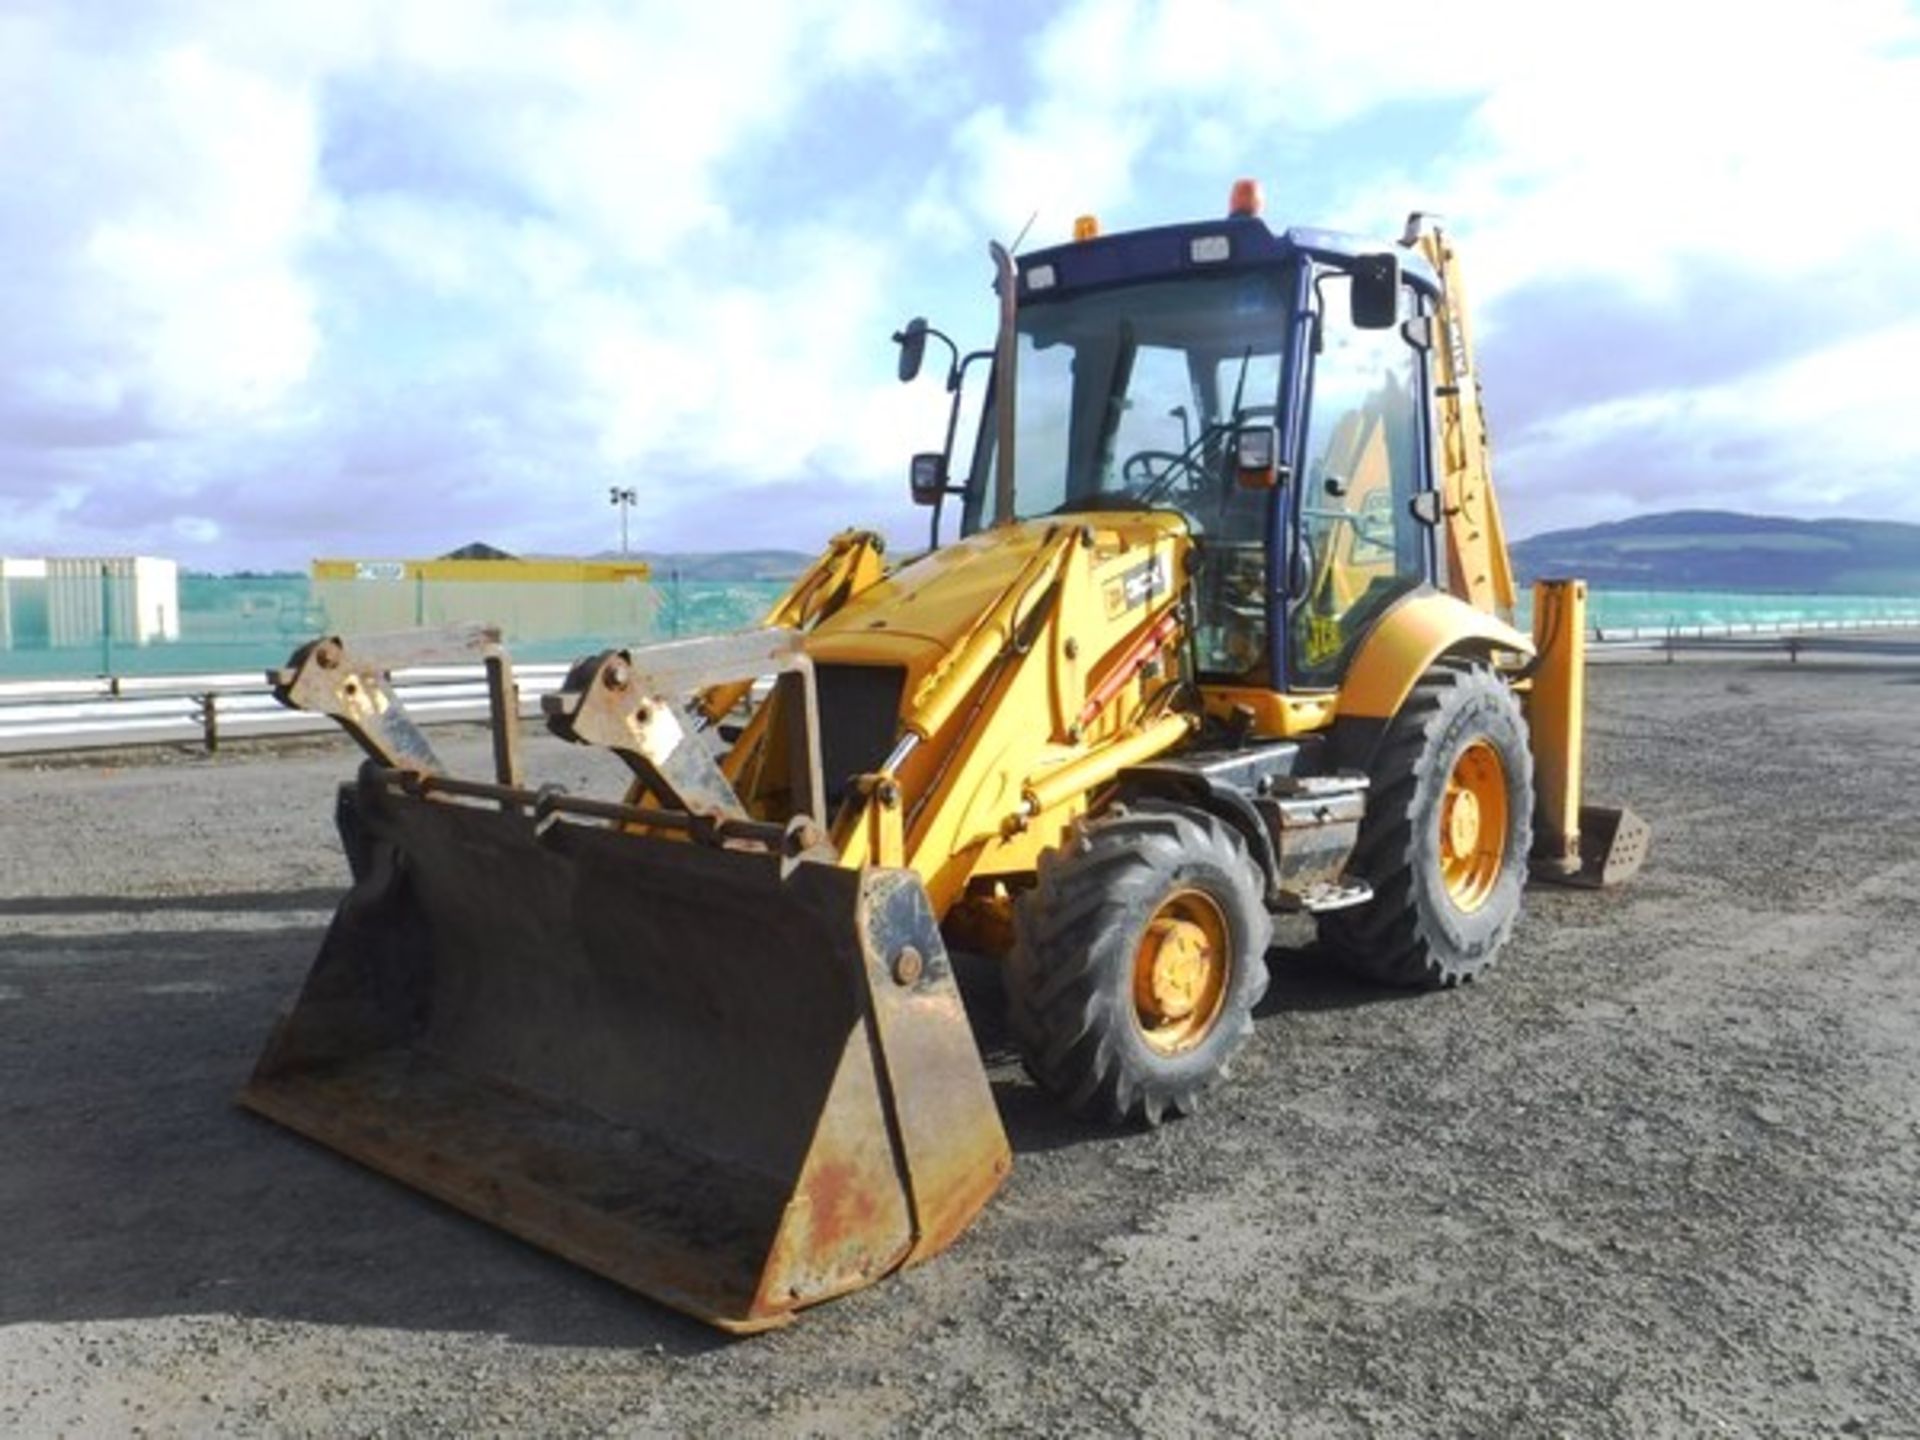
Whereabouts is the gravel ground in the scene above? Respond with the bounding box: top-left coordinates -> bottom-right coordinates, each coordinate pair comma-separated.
2,655 -> 1918,1438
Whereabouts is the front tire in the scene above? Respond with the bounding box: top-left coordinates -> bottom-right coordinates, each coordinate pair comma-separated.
1008,803 -> 1272,1126
1322,662 -> 1534,987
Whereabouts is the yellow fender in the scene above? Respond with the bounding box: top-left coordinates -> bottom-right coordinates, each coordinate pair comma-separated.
1335,588 -> 1532,725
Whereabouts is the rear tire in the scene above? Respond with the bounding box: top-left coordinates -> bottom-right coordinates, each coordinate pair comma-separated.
1008,803 -> 1272,1126
1322,663 -> 1533,987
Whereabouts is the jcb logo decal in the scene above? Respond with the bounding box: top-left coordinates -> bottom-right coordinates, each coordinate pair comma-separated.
1104,555 -> 1169,618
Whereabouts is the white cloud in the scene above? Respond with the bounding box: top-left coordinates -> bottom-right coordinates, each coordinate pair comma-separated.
938,0 -> 1519,243
958,0 -> 1920,286
1291,0 -> 1920,305
338,1 -> 951,265
173,515 -> 222,544
0,0 -> 955,565
3,0 -> 1917,570
945,0 -> 1920,535
950,102 -> 1153,240
1502,318 -> 1920,528
0,24 -> 328,434
570,226 -> 954,517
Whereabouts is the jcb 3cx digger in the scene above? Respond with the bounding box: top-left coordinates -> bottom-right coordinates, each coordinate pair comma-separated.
243,183 -> 1646,1333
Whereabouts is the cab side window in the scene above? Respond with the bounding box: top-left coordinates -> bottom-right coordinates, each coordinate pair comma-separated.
1289,273 -> 1426,686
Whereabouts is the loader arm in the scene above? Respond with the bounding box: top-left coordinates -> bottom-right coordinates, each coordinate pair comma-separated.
695,528 -> 887,725
826,521 -> 1199,901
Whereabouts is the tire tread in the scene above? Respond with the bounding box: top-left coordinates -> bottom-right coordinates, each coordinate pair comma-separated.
1324,665 -> 1534,987
1008,803 -> 1271,1126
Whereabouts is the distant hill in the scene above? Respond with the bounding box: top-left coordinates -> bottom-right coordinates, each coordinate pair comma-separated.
1511,511 -> 1920,595
596,549 -> 817,582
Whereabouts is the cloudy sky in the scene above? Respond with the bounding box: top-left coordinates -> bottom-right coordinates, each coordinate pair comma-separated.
3,0 -> 1917,570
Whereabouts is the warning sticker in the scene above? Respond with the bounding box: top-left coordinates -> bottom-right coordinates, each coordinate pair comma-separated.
1305,614 -> 1343,665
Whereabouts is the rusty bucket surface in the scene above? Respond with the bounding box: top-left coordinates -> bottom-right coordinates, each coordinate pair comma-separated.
241,768 -> 1010,1333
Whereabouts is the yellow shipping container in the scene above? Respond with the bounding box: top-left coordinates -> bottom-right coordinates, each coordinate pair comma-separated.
312,555 -> 657,646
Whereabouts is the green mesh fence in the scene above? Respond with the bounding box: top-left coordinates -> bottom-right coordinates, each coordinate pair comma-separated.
0,573 -> 788,679
2,573 -> 1916,681
1521,587 -> 1920,633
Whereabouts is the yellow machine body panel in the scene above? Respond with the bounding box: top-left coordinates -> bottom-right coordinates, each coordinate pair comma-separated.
1197,687 -> 1340,738
801,513 -> 1195,913
1523,577 -> 1653,885
1336,589 -> 1534,722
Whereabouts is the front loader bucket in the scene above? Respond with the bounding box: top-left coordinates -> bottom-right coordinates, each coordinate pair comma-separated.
241,768 -> 1010,1333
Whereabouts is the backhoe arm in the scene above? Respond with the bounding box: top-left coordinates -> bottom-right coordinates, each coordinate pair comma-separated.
1402,215 -> 1646,887
1402,216 -> 1518,624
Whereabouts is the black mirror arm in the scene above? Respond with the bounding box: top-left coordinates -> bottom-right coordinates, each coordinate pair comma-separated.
929,326 -> 963,389
952,347 -> 993,394
941,350 -> 994,459
927,349 -> 996,551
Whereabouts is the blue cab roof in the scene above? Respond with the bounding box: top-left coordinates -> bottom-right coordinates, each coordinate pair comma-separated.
1015,216 -> 1439,301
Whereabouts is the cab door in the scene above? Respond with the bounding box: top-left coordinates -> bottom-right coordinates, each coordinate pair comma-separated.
1286,268 -> 1434,687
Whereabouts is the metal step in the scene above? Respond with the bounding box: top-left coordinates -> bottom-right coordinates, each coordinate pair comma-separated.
1290,877 -> 1374,913
1263,772 -> 1370,801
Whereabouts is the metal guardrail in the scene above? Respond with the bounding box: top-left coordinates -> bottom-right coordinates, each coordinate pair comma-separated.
5,616 -> 1918,757
1639,632 -> 1920,662
0,663 -> 575,756
1591,615 -> 1920,644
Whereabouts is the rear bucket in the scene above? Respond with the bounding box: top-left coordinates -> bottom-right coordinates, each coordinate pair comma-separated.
1535,803 -> 1651,889
241,768 -> 1010,1333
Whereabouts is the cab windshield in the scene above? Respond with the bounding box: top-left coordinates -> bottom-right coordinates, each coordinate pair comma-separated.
964,272 -> 1292,532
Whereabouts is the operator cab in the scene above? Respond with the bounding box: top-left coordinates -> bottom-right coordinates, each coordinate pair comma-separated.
902,182 -> 1446,696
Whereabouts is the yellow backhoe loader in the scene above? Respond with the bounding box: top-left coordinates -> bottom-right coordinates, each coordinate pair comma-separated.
242,185 -> 1647,1333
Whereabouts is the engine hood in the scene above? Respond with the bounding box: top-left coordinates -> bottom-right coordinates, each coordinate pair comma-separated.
806,512 -> 1191,676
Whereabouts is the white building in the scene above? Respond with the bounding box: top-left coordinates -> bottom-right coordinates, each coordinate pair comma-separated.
0,556 -> 180,650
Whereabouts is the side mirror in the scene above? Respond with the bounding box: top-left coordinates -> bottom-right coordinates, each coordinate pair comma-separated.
909,452 -> 948,506
1233,425 -> 1285,490
894,317 -> 930,383
1350,253 -> 1400,329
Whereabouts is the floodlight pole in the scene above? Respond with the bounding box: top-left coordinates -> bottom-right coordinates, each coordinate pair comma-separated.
608,485 -> 637,557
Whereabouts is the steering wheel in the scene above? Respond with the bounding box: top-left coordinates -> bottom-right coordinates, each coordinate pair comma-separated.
1121,447 -> 1211,506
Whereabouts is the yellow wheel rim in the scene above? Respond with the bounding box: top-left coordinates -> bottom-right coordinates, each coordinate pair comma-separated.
1440,739 -> 1508,912
1131,888 -> 1231,1055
